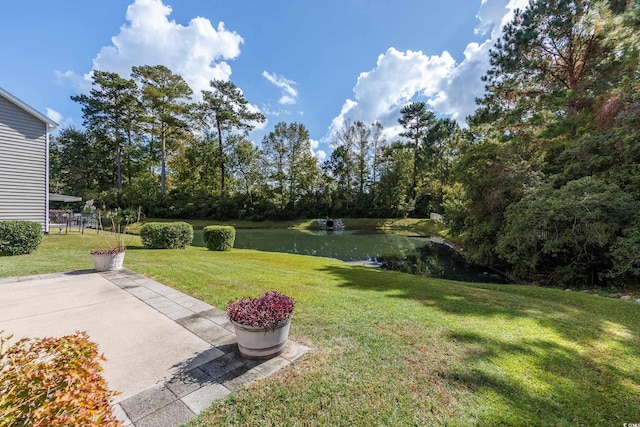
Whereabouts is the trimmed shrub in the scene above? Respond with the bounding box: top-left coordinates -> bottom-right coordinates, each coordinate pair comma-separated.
139,222 -> 194,249
203,225 -> 236,251
0,221 -> 43,256
0,331 -> 122,427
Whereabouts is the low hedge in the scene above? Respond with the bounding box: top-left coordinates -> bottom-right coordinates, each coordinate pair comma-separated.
0,331 -> 121,426
0,220 -> 43,256
139,222 -> 194,249
203,225 -> 236,251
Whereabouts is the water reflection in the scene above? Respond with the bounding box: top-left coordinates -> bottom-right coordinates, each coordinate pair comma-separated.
378,241 -> 507,283
192,229 -> 504,283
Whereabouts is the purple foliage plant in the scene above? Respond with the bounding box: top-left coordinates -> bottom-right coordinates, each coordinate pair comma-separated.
227,291 -> 295,331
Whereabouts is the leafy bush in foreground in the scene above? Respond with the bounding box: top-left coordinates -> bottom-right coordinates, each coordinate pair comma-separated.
0,221 -> 43,256
0,331 -> 122,427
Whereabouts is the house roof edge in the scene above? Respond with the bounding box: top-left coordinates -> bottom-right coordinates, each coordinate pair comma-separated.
0,86 -> 58,129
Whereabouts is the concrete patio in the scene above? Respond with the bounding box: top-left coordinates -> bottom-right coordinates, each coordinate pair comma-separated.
0,269 -> 309,427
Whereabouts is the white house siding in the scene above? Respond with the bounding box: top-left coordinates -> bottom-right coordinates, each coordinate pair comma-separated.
0,95 -> 48,230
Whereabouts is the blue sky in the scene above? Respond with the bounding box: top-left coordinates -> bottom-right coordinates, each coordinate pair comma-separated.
0,0 -> 526,159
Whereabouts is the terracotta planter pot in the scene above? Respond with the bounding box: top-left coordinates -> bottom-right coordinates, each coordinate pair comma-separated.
91,251 -> 125,271
231,318 -> 291,360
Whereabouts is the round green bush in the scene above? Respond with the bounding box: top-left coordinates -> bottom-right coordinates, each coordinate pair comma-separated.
139,222 -> 194,249
0,221 -> 43,256
203,225 -> 236,251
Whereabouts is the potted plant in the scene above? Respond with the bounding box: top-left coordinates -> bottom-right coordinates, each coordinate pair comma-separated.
90,210 -> 132,272
227,291 -> 295,359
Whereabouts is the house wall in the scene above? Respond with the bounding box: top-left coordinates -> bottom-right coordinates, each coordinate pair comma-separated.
0,95 -> 48,230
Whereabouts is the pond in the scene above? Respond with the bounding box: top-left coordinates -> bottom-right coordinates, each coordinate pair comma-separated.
192,229 -> 506,283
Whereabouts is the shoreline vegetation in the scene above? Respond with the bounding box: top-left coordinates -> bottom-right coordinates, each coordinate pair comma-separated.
132,217 -> 460,242
0,228 -> 638,425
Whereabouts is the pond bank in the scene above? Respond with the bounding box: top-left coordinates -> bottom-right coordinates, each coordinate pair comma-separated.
139,217 -> 460,242
191,228 -> 502,283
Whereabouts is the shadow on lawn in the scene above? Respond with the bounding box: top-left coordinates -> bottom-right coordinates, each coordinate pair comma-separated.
322,263 -> 640,344
445,331 -> 640,424
321,263 -> 640,424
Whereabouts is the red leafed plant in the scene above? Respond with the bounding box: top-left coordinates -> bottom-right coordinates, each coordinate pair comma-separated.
227,291 -> 295,331
0,331 -> 122,427
90,246 -> 126,256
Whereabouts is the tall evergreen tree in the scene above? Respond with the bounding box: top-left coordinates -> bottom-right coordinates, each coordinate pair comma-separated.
398,102 -> 435,199
476,0 -> 625,125
132,65 -> 193,195
71,71 -> 139,190
199,80 -> 265,194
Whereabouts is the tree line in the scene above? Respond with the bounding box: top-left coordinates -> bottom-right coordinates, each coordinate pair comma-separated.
50,67 -> 461,221
51,0 -> 640,289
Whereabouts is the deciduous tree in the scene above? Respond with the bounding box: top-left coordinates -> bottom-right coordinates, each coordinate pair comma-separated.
262,122 -> 318,213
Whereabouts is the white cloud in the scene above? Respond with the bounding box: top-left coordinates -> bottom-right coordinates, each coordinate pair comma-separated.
262,71 -> 298,105
309,138 -> 326,161
327,0 -> 528,141
54,70 -> 92,93
57,0 -> 243,99
327,47 -> 455,144
430,0 -> 528,121
475,0 -> 514,35
46,108 -> 63,124
46,108 -> 75,129
261,105 -> 283,117
246,102 -> 268,131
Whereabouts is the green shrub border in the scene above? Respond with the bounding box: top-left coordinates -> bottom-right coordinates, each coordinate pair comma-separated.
139,222 -> 194,249
203,225 -> 236,251
0,220 -> 43,256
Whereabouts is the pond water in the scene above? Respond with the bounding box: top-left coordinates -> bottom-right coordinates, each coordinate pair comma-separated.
192,229 -> 505,283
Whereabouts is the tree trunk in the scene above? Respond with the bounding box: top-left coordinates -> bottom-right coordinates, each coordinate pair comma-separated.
161,129 -> 166,195
216,119 -> 225,194
116,142 -> 122,190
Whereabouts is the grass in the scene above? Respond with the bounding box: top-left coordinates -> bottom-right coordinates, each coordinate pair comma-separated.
1,232 -> 639,425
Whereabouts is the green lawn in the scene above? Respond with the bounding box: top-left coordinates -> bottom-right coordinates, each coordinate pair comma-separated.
1,232 -> 639,426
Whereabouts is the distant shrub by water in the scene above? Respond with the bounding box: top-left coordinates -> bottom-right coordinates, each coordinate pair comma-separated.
140,222 -> 193,249
203,225 -> 236,251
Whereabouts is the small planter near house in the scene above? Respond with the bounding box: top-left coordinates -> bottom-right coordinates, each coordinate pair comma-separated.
227,291 -> 295,360
90,246 -> 126,272
90,211 -> 131,272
